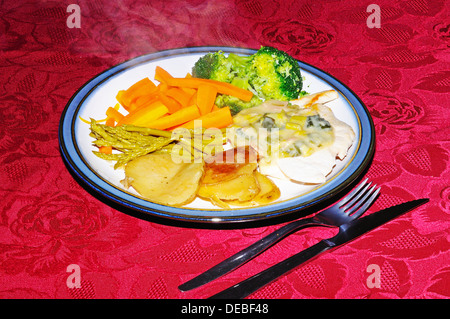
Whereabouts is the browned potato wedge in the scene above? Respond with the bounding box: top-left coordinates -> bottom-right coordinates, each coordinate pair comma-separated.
123,152 -> 204,206
198,173 -> 260,202
226,171 -> 280,206
201,146 -> 258,185
252,172 -> 281,204
201,162 -> 258,185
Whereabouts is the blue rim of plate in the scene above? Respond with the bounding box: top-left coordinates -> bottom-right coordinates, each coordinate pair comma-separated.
59,46 -> 375,226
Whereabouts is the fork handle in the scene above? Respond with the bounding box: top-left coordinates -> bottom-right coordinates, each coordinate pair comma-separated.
209,240 -> 331,299
178,218 -> 321,291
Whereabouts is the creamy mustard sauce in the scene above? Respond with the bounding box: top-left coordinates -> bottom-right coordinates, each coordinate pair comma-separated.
228,101 -> 335,159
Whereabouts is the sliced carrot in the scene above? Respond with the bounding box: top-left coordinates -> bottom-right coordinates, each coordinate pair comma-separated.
105,117 -> 116,127
126,77 -> 152,92
119,78 -> 157,109
165,87 -> 193,108
196,84 -> 218,115
116,90 -> 127,109
108,67 -> 247,132
159,92 -> 182,113
165,77 -> 253,101
106,106 -> 125,123
188,91 -> 197,106
177,106 -> 232,129
181,87 -> 196,97
146,105 -> 201,130
154,66 -> 173,83
157,82 -> 170,92
99,145 -> 113,154
117,101 -> 168,126
128,81 -> 157,103
128,78 -> 155,96
128,93 -> 160,112
180,73 -> 197,95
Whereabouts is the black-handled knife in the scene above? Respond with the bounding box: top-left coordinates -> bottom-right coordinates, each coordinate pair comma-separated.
209,198 -> 429,299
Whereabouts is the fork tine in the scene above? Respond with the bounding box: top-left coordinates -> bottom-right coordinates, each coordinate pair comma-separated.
347,185 -> 380,217
340,180 -> 372,211
343,182 -> 374,213
341,182 -> 373,212
338,178 -> 368,207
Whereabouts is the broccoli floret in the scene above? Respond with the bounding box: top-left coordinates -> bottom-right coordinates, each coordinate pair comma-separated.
192,46 -> 304,114
191,51 -> 235,83
227,53 -> 252,78
215,95 -> 263,115
248,46 -> 302,101
192,51 -> 252,84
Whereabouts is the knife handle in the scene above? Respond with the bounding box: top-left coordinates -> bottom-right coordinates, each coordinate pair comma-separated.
209,240 -> 331,299
179,218 -> 320,291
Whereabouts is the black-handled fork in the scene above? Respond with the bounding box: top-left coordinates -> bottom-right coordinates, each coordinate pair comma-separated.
179,178 -> 380,292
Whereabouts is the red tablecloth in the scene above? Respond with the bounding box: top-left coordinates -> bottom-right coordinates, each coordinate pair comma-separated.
1,0 -> 449,299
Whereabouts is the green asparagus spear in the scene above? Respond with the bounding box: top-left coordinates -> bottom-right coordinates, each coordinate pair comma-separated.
90,120 -> 175,168
89,119 -> 228,168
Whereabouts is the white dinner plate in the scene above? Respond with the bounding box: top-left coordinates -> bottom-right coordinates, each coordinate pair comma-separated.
59,47 -> 375,226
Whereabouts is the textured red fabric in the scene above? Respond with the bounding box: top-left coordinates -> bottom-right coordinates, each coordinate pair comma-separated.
0,0 -> 449,299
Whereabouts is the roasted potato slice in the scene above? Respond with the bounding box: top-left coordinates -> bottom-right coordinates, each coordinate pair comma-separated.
202,146 -> 258,184
226,171 -> 280,206
198,173 -> 260,203
201,162 -> 258,185
252,172 -> 281,204
199,146 -> 280,207
123,152 -> 204,206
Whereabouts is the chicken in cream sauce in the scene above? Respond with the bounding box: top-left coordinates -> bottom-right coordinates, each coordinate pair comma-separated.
227,90 -> 355,184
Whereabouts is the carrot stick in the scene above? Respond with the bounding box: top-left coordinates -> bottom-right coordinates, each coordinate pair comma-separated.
128,93 -> 160,112
117,101 -> 168,126
159,92 -> 182,113
196,84 -> 218,115
116,78 -> 158,111
99,145 -> 113,154
122,78 -> 157,106
165,77 -> 253,101
110,67 -> 241,131
146,105 -> 201,130
116,90 -> 127,109
154,66 -> 173,83
180,73 -> 197,95
165,87 -> 193,108
106,106 -> 125,123
105,117 -> 115,127
188,91 -> 197,106
176,106 -> 232,129
126,77 -> 153,92
130,78 -> 157,97
157,82 -> 170,92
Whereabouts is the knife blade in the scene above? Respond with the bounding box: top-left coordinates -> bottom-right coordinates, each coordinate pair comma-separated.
209,198 -> 429,299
